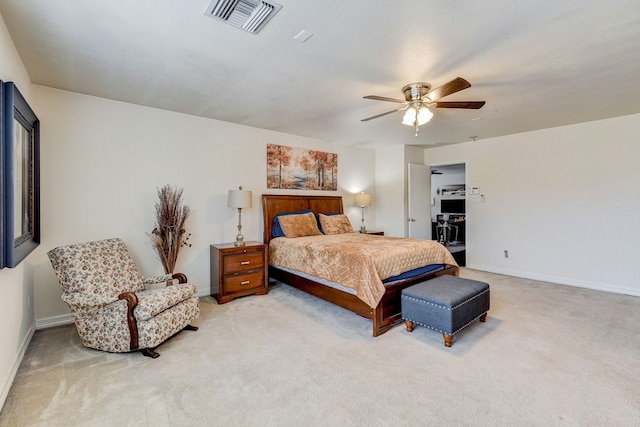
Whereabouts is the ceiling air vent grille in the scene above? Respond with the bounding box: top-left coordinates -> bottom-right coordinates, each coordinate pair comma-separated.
204,0 -> 282,34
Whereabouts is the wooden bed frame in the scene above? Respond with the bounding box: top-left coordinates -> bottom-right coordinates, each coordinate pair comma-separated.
262,194 -> 458,337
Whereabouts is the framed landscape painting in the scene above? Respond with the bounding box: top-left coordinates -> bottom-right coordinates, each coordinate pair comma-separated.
267,144 -> 338,190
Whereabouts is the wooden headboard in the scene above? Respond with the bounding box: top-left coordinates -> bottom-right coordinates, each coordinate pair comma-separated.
262,194 -> 344,244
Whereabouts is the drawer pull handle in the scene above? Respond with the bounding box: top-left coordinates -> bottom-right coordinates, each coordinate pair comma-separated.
240,281 -> 250,285
240,261 -> 250,265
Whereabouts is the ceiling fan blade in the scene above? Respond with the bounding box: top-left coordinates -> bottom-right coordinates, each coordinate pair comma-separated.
363,95 -> 406,103
427,77 -> 471,101
361,108 -> 404,121
434,101 -> 486,109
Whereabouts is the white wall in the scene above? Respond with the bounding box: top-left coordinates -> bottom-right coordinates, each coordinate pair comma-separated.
30,85 -> 375,326
0,12 -> 35,411
374,145 -> 405,237
425,114 -> 640,296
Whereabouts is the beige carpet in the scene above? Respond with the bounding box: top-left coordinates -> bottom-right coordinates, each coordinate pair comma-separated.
1,268 -> 639,426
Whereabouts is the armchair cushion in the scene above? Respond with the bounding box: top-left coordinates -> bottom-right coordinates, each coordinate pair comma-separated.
134,284 -> 198,321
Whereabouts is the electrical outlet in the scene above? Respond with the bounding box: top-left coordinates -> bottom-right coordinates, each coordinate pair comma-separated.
504,250 -> 509,258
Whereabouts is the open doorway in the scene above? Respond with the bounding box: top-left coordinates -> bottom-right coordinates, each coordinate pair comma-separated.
430,163 -> 466,266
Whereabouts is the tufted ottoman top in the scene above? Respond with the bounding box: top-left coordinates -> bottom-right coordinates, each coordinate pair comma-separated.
402,275 -> 489,308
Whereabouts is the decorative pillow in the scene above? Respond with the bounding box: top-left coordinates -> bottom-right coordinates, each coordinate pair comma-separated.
315,212 -> 340,233
273,209 -> 313,238
318,214 -> 354,235
278,212 -> 323,238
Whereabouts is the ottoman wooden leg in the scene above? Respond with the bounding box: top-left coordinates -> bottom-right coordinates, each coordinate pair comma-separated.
443,333 -> 453,347
404,320 -> 414,332
479,312 -> 487,322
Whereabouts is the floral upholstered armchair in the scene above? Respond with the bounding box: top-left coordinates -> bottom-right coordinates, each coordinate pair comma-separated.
48,238 -> 200,358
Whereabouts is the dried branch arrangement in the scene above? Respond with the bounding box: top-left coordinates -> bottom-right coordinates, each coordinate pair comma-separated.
149,185 -> 192,274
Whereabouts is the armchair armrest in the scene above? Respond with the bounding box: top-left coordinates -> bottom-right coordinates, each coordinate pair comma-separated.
118,292 -> 139,351
171,273 -> 188,284
140,273 -> 188,286
62,292 -> 118,308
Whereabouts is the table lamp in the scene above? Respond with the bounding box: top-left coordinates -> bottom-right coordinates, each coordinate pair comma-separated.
355,192 -> 371,233
227,186 -> 252,246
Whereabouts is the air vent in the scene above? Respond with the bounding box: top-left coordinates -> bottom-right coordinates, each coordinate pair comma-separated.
204,0 -> 282,34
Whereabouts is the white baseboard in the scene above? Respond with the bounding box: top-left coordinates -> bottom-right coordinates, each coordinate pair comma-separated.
35,314 -> 74,330
468,264 -> 640,297
0,322 -> 35,411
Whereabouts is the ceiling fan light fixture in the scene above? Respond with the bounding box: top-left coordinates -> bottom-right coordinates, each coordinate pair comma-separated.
416,106 -> 433,125
401,107 -> 417,126
401,105 -> 432,127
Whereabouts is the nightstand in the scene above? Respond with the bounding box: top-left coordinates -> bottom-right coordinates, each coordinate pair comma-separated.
363,230 -> 384,236
210,241 -> 268,304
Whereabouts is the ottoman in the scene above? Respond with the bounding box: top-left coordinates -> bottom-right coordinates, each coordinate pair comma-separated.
401,275 -> 490,347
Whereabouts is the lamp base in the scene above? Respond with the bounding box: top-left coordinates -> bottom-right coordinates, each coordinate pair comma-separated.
234,231 -> 246,246
234,208 -> 245,246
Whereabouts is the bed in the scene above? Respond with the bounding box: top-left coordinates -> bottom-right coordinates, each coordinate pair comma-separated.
262,194 -> 459,337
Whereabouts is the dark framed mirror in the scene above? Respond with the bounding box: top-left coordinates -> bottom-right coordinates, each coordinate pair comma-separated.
1,81 -> 40,268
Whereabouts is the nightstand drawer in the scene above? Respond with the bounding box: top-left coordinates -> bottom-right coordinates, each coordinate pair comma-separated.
223,252 -> 264,274
223,271 -> 265,293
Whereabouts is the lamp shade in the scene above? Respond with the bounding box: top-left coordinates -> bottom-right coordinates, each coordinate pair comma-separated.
402,105 -> 433,126
401,107 -> 417,126
227,188 -> 252,209
355,193 -> 371,207
416,106 -> 433,125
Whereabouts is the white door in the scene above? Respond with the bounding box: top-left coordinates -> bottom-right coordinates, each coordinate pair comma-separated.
407,163 -> 430,239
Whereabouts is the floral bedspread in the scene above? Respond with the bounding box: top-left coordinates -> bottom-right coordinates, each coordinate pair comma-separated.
269,233 -> 458,308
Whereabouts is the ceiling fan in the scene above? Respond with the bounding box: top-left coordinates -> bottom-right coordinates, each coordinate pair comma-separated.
361,77 -> 485,136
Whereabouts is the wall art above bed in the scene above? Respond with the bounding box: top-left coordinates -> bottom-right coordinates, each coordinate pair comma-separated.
267,144 -> 337,191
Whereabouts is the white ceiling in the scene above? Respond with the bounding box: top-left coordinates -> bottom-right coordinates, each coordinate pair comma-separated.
2,0 -> 640,149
